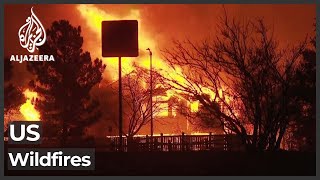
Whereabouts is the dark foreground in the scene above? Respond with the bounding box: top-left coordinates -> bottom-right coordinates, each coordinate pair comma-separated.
5,151 -> 315,176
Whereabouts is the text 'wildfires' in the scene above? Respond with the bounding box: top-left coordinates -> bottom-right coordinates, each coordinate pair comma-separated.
8,151 -> 92,167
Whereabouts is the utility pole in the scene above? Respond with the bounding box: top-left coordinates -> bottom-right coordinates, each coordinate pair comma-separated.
146,48 -> 153,139
118,57 -> 123,151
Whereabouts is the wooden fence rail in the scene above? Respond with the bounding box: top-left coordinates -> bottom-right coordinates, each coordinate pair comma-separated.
109,133 -> 245,152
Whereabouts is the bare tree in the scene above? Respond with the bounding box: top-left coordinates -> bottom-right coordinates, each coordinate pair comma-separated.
112,67 -> 166,138
160,12 -> 306,151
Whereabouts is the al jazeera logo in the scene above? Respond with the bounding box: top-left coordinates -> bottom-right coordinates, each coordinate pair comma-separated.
10,7 -> 55,63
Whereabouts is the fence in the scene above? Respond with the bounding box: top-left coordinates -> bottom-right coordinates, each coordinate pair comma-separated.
109,133 -> 245,152
4,133 -> 245,152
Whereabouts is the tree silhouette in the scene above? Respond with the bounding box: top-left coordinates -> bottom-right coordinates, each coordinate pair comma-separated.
4,58 -> 25,130
160,13 -> 306,151
111,67 -> 165,138
289,32 -> 316,151
27,20 -> 106,145
196,101 -> 223,130
174,93 -> 224,132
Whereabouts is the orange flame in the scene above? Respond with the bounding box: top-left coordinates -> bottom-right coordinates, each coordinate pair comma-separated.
190,101 -> 199,113
77,5 -> 232,116
77,5 -> 189,83
19,89 -> 40,121
77,5 -> 195,113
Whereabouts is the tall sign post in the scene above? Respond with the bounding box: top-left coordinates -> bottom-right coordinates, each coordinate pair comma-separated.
146,48 -> 153,140
102,20 -> 138,151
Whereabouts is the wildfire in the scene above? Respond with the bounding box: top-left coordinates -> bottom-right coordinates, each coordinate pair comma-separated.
19,89 -> 40,121
77,5 -> 198,111
190,101 -> 199,113
76,5 -> 232,116
77,5 -> 188,83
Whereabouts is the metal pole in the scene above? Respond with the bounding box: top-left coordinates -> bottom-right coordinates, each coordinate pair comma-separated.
146,48 -> 153,139
150,51 -> 153,139
118,57 -> 123,151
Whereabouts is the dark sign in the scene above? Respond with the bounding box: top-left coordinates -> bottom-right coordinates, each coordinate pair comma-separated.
102,20 -> 139,57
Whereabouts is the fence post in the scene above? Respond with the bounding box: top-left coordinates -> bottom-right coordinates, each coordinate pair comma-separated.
117,137 -> 120,152
160,133 -> 164,151
182,132 -> 185,152
168,140 -> 172,152
224,134 -> 228,151
146,135 -> 149,151
209,132 -> 212,150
